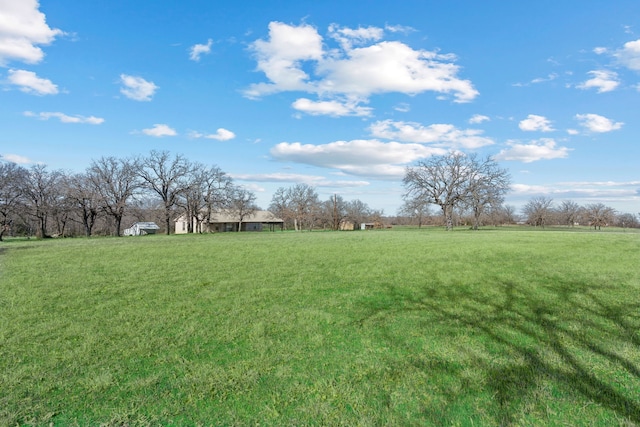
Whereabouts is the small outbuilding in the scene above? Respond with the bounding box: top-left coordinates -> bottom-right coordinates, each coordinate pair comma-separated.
124,222 -> 160,236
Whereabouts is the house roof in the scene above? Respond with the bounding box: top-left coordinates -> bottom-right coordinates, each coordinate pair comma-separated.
207,210 -> 283,223
175,210 -> 283,224
131,222 -> 160,229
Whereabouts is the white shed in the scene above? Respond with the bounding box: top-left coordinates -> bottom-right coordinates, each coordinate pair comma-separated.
124,222 -> 160,236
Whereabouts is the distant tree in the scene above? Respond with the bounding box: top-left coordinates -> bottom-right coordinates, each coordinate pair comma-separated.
136,150 -> 194,235
558,200 -> 582,227
522,196 -> 554,228
21,164 -> 64,238
463,156 -> 511,230
180,163 -> 233,233
615,212 -> 639,229
0,162 -> 28,241
87,156 -> 140,236
584,203 -> 615,230
228,186 -> 258,231
269,184 -> 320,231
317,194 -> 348,230
398,197 -> 432,228
65,173 -> 102,237
344,199 -> 375,228
403,152 -> 510,231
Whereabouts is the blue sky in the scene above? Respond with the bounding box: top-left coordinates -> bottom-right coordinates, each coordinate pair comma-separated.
2,0 -> 640,215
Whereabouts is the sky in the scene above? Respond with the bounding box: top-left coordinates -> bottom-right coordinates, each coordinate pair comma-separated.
1,0 -> 640,215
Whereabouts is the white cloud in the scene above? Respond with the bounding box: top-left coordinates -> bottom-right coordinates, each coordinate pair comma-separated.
614,39 -> 640,71
7,68 -> 57,95
328,24 -> 384,50
531,73 -> 558,84
119,74 -> 158,101
141,124 -> 177,137
232,172 -> 370,188
245,22 -> 478,107
394,103 -> 410,112
189,128 -> 236,141
577,70 -> 619,93
593,47 -> 608,55
24,111 -> 104,124
566,129 -> 579,135
292,98 -> 372,117
519,114 -> 554,132
369,119 -> 494,149
575,113 -> 623,133
270,139 -> 446,178
0,153 -> 32,164
0,0 -> 63,65
245,21 -> 324,98
189,39 -> 213,61
495,138 -> 571,163
469,114 -> 490,124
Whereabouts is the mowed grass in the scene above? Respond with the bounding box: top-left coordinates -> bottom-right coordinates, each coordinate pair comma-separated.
1,228 -> 639,426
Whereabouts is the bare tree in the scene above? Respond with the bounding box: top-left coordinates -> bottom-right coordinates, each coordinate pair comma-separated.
558,200 -> 581,227
398,197 -> 431,228
522,196 -> 554,228
269,184 -> 320,231
584,203 -> 616,230
21,165 -> 64,238
65,173 -> 102,237
136,150 -> 194,235
0,162 -> 28,241
465,156 -> 511,230
228,186 -> 258,231
87,156 -> 140,237
180,163 -> 233,233
344,199 -> 374,228
404,152 -> 510,231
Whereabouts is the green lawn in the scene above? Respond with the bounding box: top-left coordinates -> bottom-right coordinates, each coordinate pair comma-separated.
1,228 -> 639,426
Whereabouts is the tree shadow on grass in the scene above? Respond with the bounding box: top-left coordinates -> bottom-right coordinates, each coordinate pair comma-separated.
354,278 -> 640,425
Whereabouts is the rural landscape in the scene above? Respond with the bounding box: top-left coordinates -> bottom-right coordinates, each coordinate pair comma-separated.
2,1 -> 640,425
1,149 -> 640,425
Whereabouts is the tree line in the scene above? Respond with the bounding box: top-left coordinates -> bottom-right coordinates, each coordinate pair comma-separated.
2,150 -> 637,240
0,151 -> 385,240
0,151 -> 252,240
399,152 -> 638,230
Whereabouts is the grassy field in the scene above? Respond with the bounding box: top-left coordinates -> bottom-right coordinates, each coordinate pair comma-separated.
1,228 -> 639,426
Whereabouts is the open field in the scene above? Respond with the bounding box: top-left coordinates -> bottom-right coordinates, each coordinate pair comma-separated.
1,228 -> 639,426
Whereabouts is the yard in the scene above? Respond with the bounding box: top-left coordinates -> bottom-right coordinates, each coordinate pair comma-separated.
1,228 -> 639,425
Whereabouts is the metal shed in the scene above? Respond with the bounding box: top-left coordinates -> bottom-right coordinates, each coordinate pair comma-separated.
123,222 -> 160,236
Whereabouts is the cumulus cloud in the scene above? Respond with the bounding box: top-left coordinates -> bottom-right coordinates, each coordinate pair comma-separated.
245,22 -> 478,112
292,98 -> 372,117
577,70 -> 619,93
141,124 -> 177,137
189,128 -> 236,141
270,139 -> 445,179
495,138 -> 571,163
614,39 -> 640,71
369,119 -> 494,149
7,69 -> 57,95
24,111 -> 104,124
189,39 -> 213,61
0,0 -> 63,65
244,21 -> 324,98
519,114 -> 554,132
119,74 -> 158,101
575,113 -> 623,132
469,114 -> 490,124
